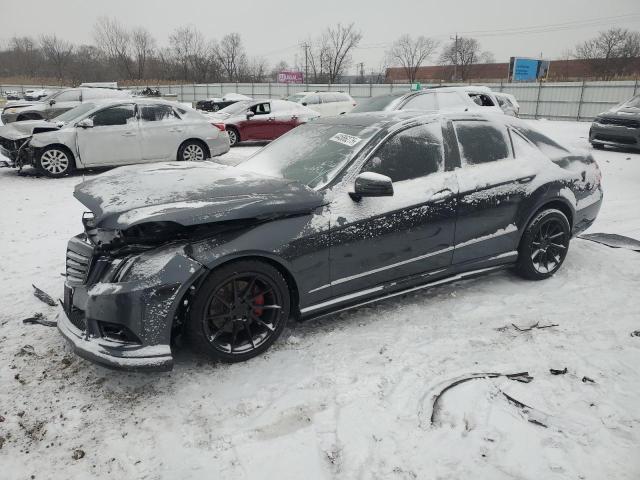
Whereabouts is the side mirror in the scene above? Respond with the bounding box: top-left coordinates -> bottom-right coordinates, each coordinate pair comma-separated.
246,110 -> 255,119
49,99 -> 56,106
301,102 -> 308,106
349,172 -> 394,201
77,118 -> 94,129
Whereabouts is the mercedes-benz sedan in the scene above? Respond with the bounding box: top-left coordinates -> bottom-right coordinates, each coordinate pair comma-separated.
58,111 -> 602,371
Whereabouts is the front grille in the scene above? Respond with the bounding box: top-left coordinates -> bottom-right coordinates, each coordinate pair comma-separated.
596,116 -> 640,129
66,236 -> 94,285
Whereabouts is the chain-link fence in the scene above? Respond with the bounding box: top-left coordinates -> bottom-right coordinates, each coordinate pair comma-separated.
3,79 -> 639,121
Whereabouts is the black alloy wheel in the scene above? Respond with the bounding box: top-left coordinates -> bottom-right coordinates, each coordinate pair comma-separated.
186,260 -> 290,362
516,209 -> 570,280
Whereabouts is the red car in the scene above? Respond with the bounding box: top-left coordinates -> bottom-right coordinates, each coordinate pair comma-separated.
210,99 -> 320,146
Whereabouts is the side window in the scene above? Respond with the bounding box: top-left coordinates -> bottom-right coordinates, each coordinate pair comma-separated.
92,104 -> 136,127
401,93 -> 437,111
55,90 -> 81,102
510,129 -> 540,158
468,93 -> 495,107
252,102 -> 271,115
361,123 -> 444,183
437,92 -> 467,110
140,104 -> 177,122
454,121 -> 510,165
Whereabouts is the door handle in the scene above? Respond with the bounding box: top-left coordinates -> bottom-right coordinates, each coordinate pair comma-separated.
267,117 -> 275,121
430,188 -> 454,203
291,115 -> 298,120
516,175 -> 534,184
122,131 -> 136,136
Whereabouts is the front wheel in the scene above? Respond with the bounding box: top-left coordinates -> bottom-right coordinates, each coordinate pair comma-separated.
185,260 -> 291,363
516,209 -> 571,280
37,147 -> 74,178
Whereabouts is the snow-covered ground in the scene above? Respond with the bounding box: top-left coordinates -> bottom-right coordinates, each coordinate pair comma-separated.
0,121 -> 639,479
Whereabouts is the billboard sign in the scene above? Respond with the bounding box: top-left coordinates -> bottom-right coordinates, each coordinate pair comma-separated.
277,71 -> 303,83
509,57 -> 550,82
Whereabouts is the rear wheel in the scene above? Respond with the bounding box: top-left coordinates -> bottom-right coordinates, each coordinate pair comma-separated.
178,140 -> 207,162
227,127 -> 239,147
186,260 -> 291,363
516,209 -> 570,280
37,147 -> 74,178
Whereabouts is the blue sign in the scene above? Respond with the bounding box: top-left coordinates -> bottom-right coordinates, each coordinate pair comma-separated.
513,58 -> 540,82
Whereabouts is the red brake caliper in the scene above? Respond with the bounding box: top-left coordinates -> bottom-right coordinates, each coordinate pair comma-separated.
253,288 -> 264,316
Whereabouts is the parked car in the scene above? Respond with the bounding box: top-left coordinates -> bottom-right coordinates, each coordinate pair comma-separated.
0,98 -> 229,177
3,90 -> 21,101
495,92 -> 520,117
196,93 -> 252,112
210,99 -> 319,146
57,110 -> 602,371
23,89 -> 51,101
352,86 -> 503,114
589,94 -> 640,150
1,87 -> 131,124
286,91 -> 357,116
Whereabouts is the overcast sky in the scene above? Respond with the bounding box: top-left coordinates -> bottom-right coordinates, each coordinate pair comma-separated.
3,0 -> 640,74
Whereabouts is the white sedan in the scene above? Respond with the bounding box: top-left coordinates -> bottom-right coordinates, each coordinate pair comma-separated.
0,99 -> 229,177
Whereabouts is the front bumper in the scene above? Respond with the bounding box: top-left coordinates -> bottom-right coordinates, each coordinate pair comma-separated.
59,235 -> 206,371
589,122 -> 640,150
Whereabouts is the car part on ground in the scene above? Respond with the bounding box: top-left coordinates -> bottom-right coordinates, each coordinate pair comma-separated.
0,98 -> 229,177
58,110 -> 603,371
589,94 -> 640,151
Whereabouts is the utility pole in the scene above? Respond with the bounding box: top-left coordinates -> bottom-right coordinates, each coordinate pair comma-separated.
357,62 -> 365,83
302,42 -> 309,85
450,34 -> 458,82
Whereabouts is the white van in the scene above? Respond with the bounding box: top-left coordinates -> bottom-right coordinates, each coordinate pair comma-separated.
286,91 -> 356,116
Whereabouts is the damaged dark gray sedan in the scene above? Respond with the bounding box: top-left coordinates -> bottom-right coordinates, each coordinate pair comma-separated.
59,111 -> 603,371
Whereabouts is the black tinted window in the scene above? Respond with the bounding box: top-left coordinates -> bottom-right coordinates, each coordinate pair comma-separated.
92,105 -> 135,126
454,121 -> 510,165
401,93 -> 437,111
361,123 -> 443,182
251,102 -> 271,115
513,125 -> 569,157
140,104 -> 177,122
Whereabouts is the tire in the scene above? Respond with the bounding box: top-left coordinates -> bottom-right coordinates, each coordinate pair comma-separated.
227,127 -> 239,147
516,208 -> 571,280
185,260 -> 291,363
178,140 -> 207,162
37,146 -> 75,178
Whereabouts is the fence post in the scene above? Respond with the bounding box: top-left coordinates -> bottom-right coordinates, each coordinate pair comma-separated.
206,84 -> 209,98
180,84 -> 184,103
634,77 -> 638,95
499,80 -> 504,92
193,84 -> 196,103
369,80 -> 372,97
576,80 -> 586,122
348,82 -> 351,95
268,82 -> 271,97
534,81 -> 543,120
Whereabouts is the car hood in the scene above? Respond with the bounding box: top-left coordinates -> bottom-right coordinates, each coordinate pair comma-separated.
3,100 -> 41,110
602,105 -> 640,118
0,120 -> 61,140
74,161 -> 325,229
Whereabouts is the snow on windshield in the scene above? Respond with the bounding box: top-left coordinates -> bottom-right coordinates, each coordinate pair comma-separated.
238,123 -> 378,188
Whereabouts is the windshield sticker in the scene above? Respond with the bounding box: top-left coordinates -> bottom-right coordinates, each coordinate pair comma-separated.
329,133 -> 362,147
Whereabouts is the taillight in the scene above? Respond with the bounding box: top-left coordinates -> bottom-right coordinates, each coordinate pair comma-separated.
352,102 -> 357,106
211,122 -> 225,132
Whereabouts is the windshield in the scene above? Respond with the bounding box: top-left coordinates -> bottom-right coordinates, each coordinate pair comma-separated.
218,100 -> 252,115
286,94 -> 306,103
351,94 -> 403,113
238,123 -> 378,189
622,95 -> 640,108
52,103 -> 97,123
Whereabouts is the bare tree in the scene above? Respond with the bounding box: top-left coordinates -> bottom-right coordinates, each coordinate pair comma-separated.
216,33 -> 246,81
324,23 -> 362,83
93,17 -> 133,79
40,34 -> 74,82
131,27 -> 156,80
575,28 -> 640,79
439,36 -> 493,81
387,34 -> 439,83
10,36 -> 40,78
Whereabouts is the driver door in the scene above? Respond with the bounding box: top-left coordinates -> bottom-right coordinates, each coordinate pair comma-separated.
243,102 -> 273,140
327,121 -> 458,297
77,103 -> 141,166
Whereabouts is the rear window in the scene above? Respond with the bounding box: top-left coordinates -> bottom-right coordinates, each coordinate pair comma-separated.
513,125 -> 569,158
400,93 -> 437,111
